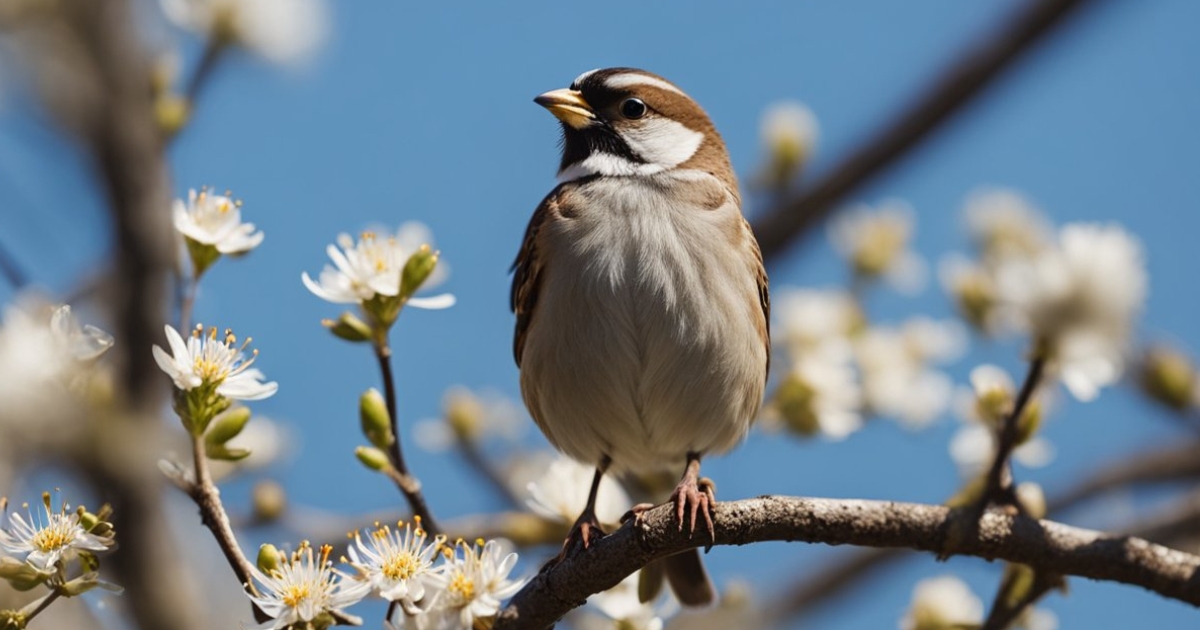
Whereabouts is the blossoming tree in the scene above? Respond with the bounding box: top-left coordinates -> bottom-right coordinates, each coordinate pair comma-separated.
0,1 -> 1198,629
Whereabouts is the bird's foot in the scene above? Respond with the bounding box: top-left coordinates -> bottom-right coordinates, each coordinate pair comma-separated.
543,508 -> 606,572
671,474 -> 716,542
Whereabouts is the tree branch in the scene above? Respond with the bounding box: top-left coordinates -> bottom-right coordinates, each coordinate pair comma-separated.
495,495 -> 1200,630
751,0 -> 1095,262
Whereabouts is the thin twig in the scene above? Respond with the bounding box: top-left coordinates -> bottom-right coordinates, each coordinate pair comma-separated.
188,436 -> 261,598
374,340 -> 441,535
22,589 -> 62,623
980,356 -> 1047,512
751,0 -> 1096,263
494,495 -> 1200,630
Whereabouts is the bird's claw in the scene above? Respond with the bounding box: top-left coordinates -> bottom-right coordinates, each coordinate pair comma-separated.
672,475 -> 716,542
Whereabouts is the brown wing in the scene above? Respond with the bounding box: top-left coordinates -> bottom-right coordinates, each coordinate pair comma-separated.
746,216 -> 771,378
511,186 -> 565,367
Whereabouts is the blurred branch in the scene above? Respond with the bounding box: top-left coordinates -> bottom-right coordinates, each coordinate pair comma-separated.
1048,439 -> 1200,514
495,495 -> 1200,629
24,2 -> 205,629
751,0 -> 1096,262
0,237 -> 28,289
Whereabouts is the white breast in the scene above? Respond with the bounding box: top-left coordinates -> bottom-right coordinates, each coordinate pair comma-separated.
519,173 -> 766,473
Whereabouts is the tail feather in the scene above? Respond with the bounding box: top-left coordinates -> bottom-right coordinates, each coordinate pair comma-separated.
663,548 -> 715,607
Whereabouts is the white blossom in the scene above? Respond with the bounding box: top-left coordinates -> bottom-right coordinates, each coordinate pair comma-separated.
347,519 -> 442,612
526,455 -> 632,526
949,423 -> 1055,475
830,200 -> 927,294
161,0 -> 327,64
425,540 -> 524,628
994,223 -> 1147,401
302,224 -> 455,309
153,324 -> 278,401
0,301 -> 112,432
758,101 -> 818,184
769,343 -> 864,440
173,188 -> 263,255
899,575 -> 983,630
0,494 -> 113,573
855,319 -> 965,429
577,572 -> 674,630
250,542 -> 369,629
773,288 -> 859,355
964,187 -> 1053,260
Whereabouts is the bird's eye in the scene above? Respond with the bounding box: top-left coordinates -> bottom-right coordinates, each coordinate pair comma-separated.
621,98 -> 647,119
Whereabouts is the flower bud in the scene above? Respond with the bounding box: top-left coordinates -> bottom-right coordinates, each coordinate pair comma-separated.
771,373 -> 818,437
400,245 -> 439,300
444,390 -> 484,441
0,557 -> 46,591
322,312 -> 373,343
252,480 -> 287,523
206,406 -> 252,447
156,94 -> 191,138
1140,346 -> 1196,411
355,446 -> 391,472
359,389 -> 394,449
257,544 -> 281,574
1013,399 -> 1042,447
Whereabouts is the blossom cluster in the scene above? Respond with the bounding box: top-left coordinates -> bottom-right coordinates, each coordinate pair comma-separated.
248,529 -> 524,630
767,200 -> 967,439
766,187 -> 1149,472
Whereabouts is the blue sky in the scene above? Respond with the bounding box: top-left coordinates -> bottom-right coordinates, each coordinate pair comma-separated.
2,0 -> 1200,627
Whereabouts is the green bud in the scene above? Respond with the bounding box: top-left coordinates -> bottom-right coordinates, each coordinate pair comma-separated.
0,557 -> 46,591
205,444 -> 251,461
771,373 -> 819,436
156,94 -> 191,138
59,574 -> 105,597
252,480 -> 287,523
359,389 -> 394,449
206,406 -> 252,447
355,446 -> 391,472
1141,346 -> 1196,411
444,390 -> 483,441
257,544 -> 281,574
399,245 -> 438,299
322,312 -> 373,343
1013,399 -> 1042,447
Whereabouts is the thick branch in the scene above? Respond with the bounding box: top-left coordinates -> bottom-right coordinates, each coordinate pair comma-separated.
495,495 -> 1200,630
751,0 -> 1094,262
771,439 -> 1200,626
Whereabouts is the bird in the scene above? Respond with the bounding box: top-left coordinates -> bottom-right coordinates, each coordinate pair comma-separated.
511,67 -> 769,606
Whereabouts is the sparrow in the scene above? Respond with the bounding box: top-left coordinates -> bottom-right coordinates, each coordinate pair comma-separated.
511,68 -> 769,606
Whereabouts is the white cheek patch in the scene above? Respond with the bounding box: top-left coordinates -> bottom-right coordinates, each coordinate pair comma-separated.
603,73 -> 687,96
621,117 -> 705,170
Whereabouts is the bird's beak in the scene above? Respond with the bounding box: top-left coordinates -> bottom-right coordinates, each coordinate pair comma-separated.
534,88 -> 595,130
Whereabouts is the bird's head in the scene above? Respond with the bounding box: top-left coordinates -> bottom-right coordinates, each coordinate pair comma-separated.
535,67 -> 734,187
